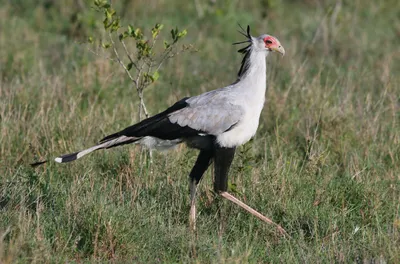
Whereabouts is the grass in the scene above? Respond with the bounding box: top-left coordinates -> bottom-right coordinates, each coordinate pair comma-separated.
1,0 -> 399,262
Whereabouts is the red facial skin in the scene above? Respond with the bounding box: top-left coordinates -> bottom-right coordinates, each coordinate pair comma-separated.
263,36 -> 280,51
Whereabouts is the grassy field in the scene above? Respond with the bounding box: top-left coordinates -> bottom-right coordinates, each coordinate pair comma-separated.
1,0 -> 399,262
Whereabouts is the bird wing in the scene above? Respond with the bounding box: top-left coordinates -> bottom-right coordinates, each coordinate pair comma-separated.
168,90 -> 244,135
99,89 -> 243,145
99,97 -> 200,142
50,91 -> 243,164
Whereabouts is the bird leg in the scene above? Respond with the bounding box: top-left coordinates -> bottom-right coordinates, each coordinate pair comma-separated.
213,146 -> 236,192
213,146 -> 236,236
188,150 -> 214,232
214,146 -> 289,237
189,178 -> 197,231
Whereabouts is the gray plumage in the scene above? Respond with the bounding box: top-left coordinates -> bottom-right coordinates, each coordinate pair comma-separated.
169,89 -> 244,136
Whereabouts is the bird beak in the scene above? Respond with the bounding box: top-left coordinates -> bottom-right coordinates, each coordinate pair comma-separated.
271,45 -> 285,57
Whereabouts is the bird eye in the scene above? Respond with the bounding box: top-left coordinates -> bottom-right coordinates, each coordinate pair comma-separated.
265,40 -> 273,44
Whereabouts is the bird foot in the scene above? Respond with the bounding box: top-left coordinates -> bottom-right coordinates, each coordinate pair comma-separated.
220,192 -> 290,238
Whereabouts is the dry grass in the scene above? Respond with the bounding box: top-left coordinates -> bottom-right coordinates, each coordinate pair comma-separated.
0,0 -> 399,262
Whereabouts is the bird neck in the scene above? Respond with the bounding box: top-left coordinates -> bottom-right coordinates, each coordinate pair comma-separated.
236,48 -> 267,93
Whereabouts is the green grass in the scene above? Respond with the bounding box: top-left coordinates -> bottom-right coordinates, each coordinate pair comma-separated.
1,0 -> 399,262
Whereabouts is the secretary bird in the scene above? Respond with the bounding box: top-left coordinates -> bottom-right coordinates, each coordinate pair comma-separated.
32,25 -> 287,235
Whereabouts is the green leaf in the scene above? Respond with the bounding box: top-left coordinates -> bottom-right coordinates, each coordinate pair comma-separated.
152,71 -> 159,81
151,23 -> 164,39
156,23 -> 164,30
127,62 -> 133,71
151,29 -> 158,39
133,28 -> 142,39
102,42 -> 111,49
110,17 -> 120,32
177,29 -> 187,38
163,40 -> 170,49
88,36 -> 94,43
171,27 -> 186,43
143,73 -> 154,83
171,28 -> 177,41
128,25 -> 134,35
137,40 -> 151,58
105,8 -> 116,20
94,0 -> 109,8
103,17 -> 111,30
119,31 -> 129,41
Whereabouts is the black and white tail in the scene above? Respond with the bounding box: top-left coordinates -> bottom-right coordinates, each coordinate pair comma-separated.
54,135 -> 139,163
30,98 -> 195,167
30,135 -> 139,167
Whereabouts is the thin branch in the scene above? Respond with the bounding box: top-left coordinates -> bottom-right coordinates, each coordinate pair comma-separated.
120,38 -> 139,71
137,33 -> 165,120
109,32 -> 149,119
155,44 -> 194,73
108,32 -> 137,86
138,90 -> 149,119
87,46 -> 117,62
155,46 -> 174,73
134,60 -> 149,120
146,34 -> 159,75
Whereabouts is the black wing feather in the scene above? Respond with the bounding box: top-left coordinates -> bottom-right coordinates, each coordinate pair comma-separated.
100,97 -> 204,143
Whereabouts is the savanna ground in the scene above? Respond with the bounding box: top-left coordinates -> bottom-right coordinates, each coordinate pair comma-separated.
1,0 -> 399,262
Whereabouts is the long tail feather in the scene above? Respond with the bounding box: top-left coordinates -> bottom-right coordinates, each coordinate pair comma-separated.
54,135 -> 139,163
30,135 -> 139,167
31,97 -> 191,167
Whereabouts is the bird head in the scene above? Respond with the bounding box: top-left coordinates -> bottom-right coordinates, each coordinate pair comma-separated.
255,34 -> 285,56
234,25 -> 285,57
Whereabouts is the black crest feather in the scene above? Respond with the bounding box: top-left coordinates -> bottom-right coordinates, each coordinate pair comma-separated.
236,24 -> 251,40
233,24 -> 252,47
233,24 -> 253,79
